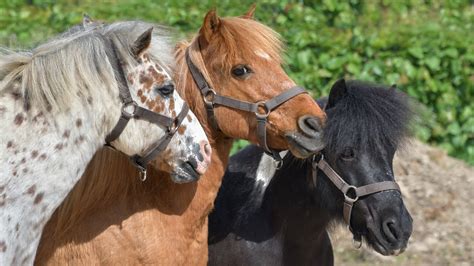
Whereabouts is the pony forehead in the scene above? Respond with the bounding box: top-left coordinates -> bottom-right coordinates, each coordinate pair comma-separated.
324,83 -> 413,152
214,17 -> 284,63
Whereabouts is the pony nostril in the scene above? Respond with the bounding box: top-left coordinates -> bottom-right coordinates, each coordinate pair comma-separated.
382,219 -> 400,243
199,142 -> 212,163
298,115 -> 323,138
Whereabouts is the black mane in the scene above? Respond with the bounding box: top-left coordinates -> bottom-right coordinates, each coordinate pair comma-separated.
322,80 -> 413,156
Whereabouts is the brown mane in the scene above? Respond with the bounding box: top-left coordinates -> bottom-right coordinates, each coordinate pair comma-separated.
49,149 -> 139,237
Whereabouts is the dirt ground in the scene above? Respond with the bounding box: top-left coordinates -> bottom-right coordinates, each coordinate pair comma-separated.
329,139 -> 473,265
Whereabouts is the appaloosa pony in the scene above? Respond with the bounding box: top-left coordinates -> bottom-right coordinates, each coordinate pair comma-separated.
208,79 -> 414,265
35,7 -> 326,265
0,20 -> 210,265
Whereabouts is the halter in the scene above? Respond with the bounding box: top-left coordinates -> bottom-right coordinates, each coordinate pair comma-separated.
311,154 -> 401,248
104,36 -> 189,181
185,50 -> 306,162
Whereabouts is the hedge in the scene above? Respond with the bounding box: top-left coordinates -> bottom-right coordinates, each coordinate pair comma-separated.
1,0 -> 472,164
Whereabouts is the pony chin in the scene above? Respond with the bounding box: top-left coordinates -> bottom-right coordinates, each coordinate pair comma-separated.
170,165 -> 201,184
285,132 -> 325,158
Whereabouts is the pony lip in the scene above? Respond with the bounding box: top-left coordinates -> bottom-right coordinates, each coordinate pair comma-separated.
170,161 -> 201,183
362,218 -> 408,256
285,132 -> 325,158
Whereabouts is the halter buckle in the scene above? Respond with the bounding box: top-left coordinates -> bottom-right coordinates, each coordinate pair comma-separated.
121,101 -> 138,119
255,101 -> 270,119
167,118 -> 179,135
344,185 -> 359,203
274,159 -> 283,169
203,89 -> 216,107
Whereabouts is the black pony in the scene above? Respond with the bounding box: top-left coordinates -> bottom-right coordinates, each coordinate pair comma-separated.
208,79 -> 414,265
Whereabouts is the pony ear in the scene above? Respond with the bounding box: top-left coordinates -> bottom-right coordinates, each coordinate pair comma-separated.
241,4 -> 256,19
199,9 -> 221,47
131,27 -> 153,57
326,79 -> 348,109
82,13 -> 93,27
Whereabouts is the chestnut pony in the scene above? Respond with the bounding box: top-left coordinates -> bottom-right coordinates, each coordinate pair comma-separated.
35,8 -> 326,265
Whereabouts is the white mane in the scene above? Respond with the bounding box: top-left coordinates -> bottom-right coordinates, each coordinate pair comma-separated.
0,21 -> 174,112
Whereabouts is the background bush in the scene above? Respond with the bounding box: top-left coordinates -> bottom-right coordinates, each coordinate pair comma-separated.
1,0 -> 472,164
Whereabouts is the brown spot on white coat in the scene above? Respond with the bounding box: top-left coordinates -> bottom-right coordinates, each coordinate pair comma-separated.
140,95 -> 147,103
34,193 -> 44,204
27,185 -> 36,195
14,113 -> 24,126
146,99 -> 156,110
32,111 -> 44,123
139,72 -> 153,91
177,125 -> 187,135
148,66 -> 165,84
127,73 -> 135,85
11,92 -> 21,100
74,136 -> 85,145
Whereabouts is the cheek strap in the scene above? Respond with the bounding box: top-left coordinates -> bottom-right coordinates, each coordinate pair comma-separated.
185,49 -> 307,163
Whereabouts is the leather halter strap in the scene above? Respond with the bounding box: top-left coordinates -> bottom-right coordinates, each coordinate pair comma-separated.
185,50 -> 306,161
104,35 -> 189,180
311,155 -> 401,232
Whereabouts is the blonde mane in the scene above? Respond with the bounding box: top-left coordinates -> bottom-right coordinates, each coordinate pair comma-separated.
48,17 -> 285,237
0,21 -> 174,112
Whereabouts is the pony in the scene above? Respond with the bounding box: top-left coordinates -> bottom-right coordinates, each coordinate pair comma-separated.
0,20 -> 210,265
35,7 -> 327,265
208,79 -> 414,265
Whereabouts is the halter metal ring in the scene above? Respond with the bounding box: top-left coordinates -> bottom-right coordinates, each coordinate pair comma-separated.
203,89 -> 216,106
344,185 -> 359,203
168,118 -> 180,135
255,101 -> 270,119
121,101 -> 138,118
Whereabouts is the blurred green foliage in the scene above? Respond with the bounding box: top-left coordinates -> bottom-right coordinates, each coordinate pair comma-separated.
0,0 -> 473,164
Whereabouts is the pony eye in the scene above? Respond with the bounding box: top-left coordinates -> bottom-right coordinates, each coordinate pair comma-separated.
340,148 -> 355,161
155,84 -> 174,97
231,65 -> 252,79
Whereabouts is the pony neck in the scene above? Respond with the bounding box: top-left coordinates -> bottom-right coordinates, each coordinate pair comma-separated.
0,89 -> 119,264
265,157 -> 333,235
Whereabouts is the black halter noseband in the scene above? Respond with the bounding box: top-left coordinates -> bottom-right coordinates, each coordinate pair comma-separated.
311,154 -> 401,248
104,36 -> 189,181
185,50 -> 306,162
